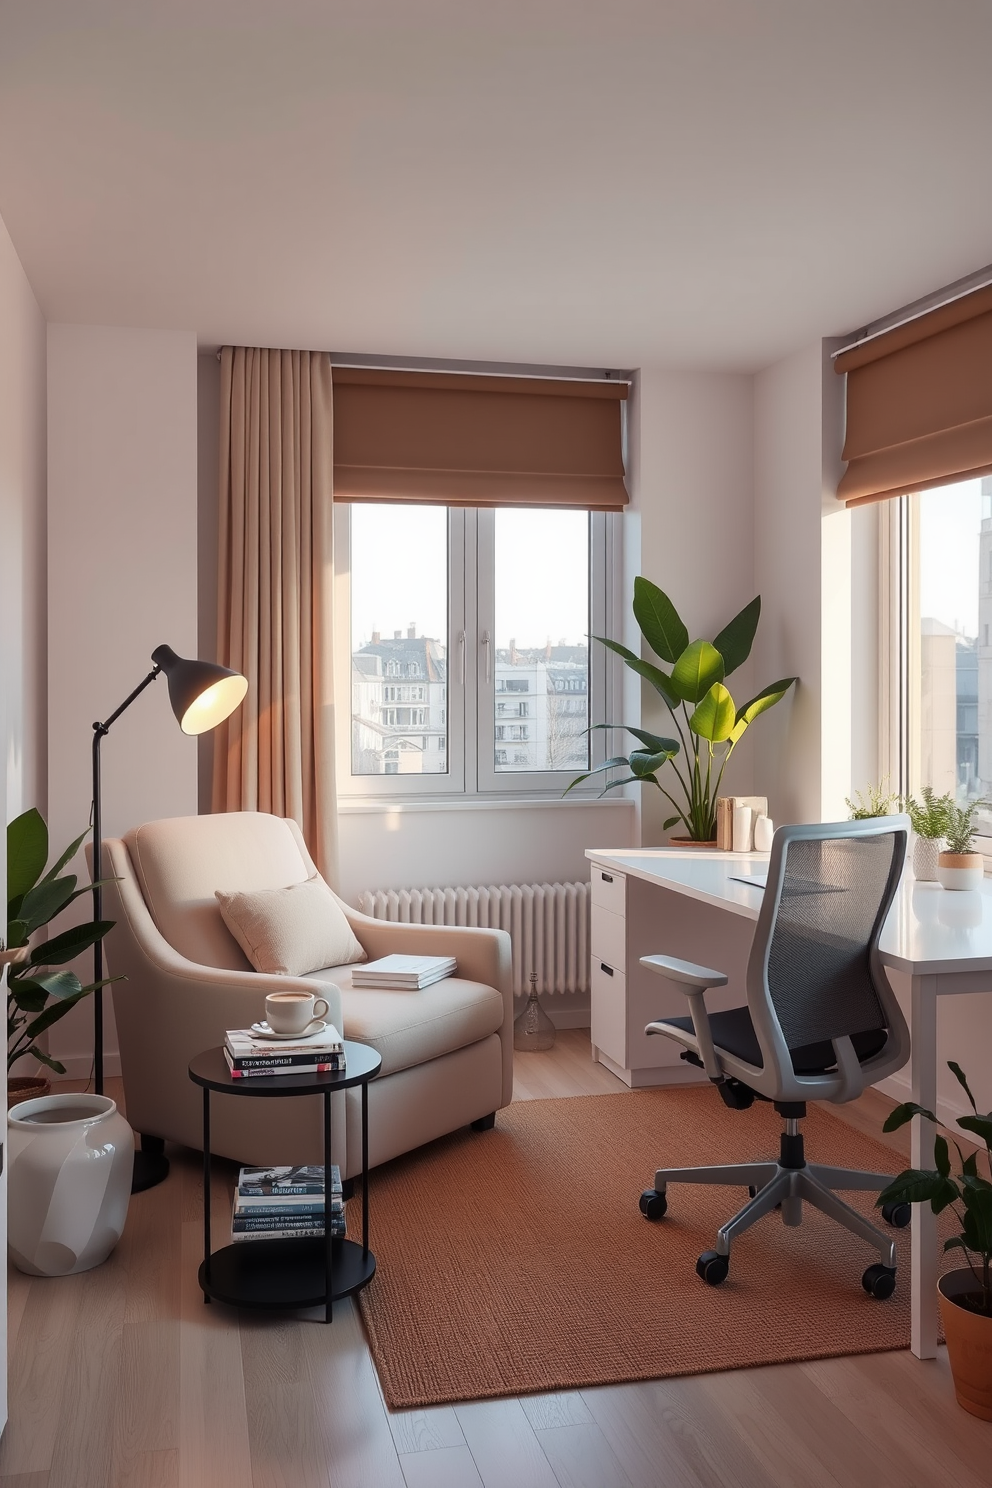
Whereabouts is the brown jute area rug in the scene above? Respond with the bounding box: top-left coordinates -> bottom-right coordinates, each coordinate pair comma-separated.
357,1088 -> 945,1409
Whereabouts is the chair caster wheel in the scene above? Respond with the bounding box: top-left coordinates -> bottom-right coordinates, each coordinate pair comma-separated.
696,1250 -> 729,1285
639,1188 -> 667,1220
881,1201 -> 911,1229
862,1263 -> 896,1299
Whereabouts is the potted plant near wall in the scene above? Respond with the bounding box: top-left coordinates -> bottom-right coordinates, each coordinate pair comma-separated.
567,579 -> 797,842
902,786 -> 954,882
845,780 -> 898,819
937,801 -> 988,891
878,1063 -> 992,1419
4,807 -> 116,1104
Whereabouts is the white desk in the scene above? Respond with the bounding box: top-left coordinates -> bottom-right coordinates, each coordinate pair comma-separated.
586,845 -> 992,1361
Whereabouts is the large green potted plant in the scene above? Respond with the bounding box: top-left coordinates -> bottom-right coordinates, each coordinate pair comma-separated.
879,1063 -> 992,1419
567,579 -> 797,841
4,808 -> 116,1104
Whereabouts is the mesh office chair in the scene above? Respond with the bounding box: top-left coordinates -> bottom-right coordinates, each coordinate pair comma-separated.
638,817 -> 912,1298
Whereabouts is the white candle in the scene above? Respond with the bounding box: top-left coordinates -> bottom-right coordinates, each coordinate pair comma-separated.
733,805 -> 753,853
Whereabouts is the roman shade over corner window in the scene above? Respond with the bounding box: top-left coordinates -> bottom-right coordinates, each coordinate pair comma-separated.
834,283 -> 992,507
333,368 -> 629,509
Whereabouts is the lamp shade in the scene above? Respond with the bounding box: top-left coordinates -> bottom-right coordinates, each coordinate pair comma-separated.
151,645 -> 248,736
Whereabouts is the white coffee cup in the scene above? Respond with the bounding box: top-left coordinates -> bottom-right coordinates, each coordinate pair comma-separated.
265,990 -> 329,1035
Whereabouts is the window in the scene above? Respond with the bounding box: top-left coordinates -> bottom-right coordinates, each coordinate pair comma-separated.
886,474 -> 992,850
335,503 -> 618,797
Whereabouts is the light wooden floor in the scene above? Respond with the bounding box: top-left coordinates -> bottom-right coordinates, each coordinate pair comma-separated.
3,1031 -> 988,1488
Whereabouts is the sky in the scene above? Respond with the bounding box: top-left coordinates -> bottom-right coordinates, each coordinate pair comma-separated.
350,505 -> 590,651
918,476 -> 984,639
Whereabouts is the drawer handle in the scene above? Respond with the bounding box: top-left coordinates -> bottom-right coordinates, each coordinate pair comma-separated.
601,872 -> 613,883
600,962 -> 614,976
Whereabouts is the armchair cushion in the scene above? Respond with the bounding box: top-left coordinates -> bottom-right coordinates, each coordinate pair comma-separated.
216,875 -> 366,977
302,966 -> 505,1076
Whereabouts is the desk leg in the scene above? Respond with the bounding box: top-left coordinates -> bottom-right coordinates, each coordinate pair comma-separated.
911,973 -> 938,1359
202,1087 -> 212,1302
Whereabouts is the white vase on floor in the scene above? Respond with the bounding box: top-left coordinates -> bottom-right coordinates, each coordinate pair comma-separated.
912,835 -> 942,882
7,1092 -> 134,1276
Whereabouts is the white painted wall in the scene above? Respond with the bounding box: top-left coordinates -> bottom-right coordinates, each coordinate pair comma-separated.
633,368 -> 756,844
0,203 -> 46,1446
47,325 -> 199,1074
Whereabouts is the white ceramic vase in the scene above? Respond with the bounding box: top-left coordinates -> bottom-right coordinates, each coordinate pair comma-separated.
7,1092 -> 134,1276
912,835 -> 942,882
936,851 -> 985,893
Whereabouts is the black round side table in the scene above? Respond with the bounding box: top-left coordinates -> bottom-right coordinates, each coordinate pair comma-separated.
187,1041 -> 382,1324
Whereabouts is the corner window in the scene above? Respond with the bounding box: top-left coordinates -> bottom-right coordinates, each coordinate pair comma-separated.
334,503 -> 619,798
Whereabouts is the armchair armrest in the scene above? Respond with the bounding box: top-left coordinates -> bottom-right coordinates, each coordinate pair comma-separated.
641,953 -> 727,1080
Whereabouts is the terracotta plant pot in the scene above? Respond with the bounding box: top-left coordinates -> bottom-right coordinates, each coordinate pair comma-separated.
7,1074 -> 51,1109
936,851 -> 984,892
912,835 -> 942,882
668,837 -> 720,849
938,1269 -> 992,1419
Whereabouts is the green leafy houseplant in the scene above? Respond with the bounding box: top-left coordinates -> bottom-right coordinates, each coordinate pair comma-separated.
879,1062 -> 992,1316
845,781 -> 898,820
4,808 -> 117,1079
901,785 -> 953,840
567,579 -> 797,841
943,799 -> 988,856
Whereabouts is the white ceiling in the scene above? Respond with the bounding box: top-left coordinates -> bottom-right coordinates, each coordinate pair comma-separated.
2,1 -> 992,371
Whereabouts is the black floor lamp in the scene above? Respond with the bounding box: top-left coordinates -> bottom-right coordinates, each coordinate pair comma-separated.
92,644 -> 248,1192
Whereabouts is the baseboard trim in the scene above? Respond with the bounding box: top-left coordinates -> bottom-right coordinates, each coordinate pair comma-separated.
547,1005 -> 591,1030
47,1052 -> 122,1082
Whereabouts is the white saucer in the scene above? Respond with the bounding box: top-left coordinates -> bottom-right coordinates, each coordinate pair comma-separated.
250,1020 -> 329,1042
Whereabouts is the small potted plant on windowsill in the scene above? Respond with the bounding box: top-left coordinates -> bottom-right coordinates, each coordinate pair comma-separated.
845,780 -> 898,820
902,786 -> 954,882
878,1063 -> 992,1419
937,800 -> 988,891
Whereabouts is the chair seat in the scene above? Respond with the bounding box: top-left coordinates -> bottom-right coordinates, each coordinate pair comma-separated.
661,1005 -> 888,1074
304,967 -> 505,1077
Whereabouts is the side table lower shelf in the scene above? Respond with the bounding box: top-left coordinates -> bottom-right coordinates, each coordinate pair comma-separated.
199,1235 -> 376,1311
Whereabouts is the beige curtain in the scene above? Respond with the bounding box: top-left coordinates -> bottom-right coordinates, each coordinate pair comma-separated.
212,347 -> 338,883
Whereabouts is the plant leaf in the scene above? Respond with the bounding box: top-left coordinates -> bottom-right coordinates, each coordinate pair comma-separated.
32,970 -> 83,1000
663,815 -> 681,830
29,919 -> 115,967
6,808 -> 48,902
934,1134 -> 951,1178
593,637 -> 681,710
883,1101 -> 937,1132
948,1060 -> 979,1113
689,683 -> 737,742
28,1049 -> 67,1075
734,676 -> 799,727
563,757 -> 635,795
877,1170 -> 959,1211
671,640 -> 725,705
712,597 -> 761,676
39,828 -> 88,885
958,1114 -> 992,1146
629,748 -> 677,778
632,578 -> 688,664
17,874 -> 77,934
622,727 -> 681,755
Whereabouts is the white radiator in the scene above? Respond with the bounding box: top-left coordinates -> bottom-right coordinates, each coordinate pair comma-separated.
356,881 -> 591,997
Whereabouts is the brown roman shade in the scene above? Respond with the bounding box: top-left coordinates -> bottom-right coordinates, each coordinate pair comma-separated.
332,368 -> 629,509
834,283 -> 992,506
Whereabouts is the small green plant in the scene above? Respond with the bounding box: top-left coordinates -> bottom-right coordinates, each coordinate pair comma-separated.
566,579 -> 797,841
879,1062 -> 992,1316
901,785 -> 954,841
943,799 -> 989,856
845,780 -> 897,819
4,808 -> 117,1076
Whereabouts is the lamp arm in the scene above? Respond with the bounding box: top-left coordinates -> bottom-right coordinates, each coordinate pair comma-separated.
90,664 -> 162,1094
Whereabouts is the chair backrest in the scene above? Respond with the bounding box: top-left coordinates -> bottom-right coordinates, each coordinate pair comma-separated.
122,811 -> 317,969
746,817 -> 910,1091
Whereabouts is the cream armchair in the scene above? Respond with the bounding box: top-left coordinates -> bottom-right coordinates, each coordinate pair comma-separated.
98,811 -> 513,1179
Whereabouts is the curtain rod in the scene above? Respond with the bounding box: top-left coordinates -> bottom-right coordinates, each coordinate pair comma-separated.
213,347 -> 631,384
832,261 -> 992,360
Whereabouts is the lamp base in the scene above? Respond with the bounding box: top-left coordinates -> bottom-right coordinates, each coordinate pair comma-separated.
132,1143 -> 170,1193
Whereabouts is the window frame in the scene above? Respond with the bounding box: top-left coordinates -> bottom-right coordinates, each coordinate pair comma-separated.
334,502 -> 621,802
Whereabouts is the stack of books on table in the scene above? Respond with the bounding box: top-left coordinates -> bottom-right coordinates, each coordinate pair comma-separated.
350,953 -> 456,990
224,1025 -> 346,1078
232,1165 -> 345,1244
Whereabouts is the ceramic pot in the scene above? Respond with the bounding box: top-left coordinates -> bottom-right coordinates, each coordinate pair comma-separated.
912,835 -> 942,882
938,1269 -> 992,1419
7,1092 -> 134,1276
936,851 -> 984,892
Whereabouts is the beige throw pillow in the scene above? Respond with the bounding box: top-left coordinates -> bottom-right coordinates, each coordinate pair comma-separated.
216,875 -> 366,977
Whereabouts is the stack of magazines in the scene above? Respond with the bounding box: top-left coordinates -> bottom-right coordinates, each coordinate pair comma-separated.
224,1025 -> 346,1078
232,1165 -> 344,1244
350,953 -> 456,990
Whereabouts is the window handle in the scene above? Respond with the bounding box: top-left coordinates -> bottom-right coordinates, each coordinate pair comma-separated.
458,630 -> 466,686
481,630 -> 492,683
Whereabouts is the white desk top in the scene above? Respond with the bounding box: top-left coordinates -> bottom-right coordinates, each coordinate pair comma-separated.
586,846 -> 992,977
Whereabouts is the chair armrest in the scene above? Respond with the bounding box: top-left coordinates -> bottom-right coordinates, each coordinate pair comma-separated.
640,954 -> 728,990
